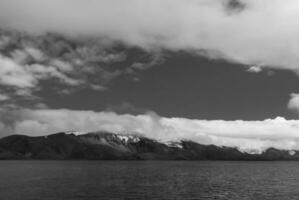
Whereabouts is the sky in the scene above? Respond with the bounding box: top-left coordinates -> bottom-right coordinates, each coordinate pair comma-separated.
1,0 -> 299,152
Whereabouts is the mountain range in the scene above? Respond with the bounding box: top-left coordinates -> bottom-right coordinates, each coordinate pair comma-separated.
0,132 -> 298,160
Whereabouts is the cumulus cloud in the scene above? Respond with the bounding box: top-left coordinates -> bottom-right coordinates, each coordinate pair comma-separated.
0,54 -> 83,99
288,93 -> 299,113
247,66 -> 262,73
0,0 -> 299,73
105,102 -> 148,115
2,107 -> 299,152
0,30 -> 164,98
0,55 -> 36,88
0,94 -> 9,101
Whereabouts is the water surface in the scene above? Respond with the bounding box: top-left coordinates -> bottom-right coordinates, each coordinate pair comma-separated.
0,161 -> 298,200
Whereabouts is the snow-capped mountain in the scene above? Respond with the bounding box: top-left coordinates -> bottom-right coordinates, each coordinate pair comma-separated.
0,131 -> 299,160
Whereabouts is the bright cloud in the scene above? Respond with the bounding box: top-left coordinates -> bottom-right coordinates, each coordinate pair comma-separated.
247,66 -> 262,73
0,54 -> 83,98
1,108 -> 299,152
0,31 -> 163,97
288,93 -> 299,113
0,94 -> 9,101
0,55 -> 37,88
0,0 -> 299,73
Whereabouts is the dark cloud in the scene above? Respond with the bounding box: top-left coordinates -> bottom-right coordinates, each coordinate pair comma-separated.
224,0 -> 247,15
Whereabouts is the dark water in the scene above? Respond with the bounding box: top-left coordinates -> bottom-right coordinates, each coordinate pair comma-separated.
1,161 -> 299,200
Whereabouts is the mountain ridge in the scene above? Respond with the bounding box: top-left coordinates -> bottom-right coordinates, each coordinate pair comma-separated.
0,131 -> 298,160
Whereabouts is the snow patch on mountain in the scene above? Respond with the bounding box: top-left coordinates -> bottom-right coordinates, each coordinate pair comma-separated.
65,131 -> 87,135
289,150 -> 296,156
116,135 -> 140,143
164,141 -> 183,149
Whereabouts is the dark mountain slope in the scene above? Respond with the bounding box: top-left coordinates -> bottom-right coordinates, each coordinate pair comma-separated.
0,132 -> 299,160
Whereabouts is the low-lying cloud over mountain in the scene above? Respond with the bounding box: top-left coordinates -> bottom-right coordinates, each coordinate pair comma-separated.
1,107 -> 299,153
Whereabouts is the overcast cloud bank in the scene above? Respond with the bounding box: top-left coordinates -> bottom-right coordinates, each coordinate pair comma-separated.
1,0 -> 299,74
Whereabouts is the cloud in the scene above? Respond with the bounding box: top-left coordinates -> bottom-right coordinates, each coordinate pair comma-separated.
0,94 -> 10,101
0,31 -> 164,99
0,54 -> 83,99
288,93 -> 299,113
0,55 -> 37,88
105,102 -> 148,115
247,65 -> 262,73
0,0 -> 299,73
2,107 -> 299,152
1,0 -> 299,153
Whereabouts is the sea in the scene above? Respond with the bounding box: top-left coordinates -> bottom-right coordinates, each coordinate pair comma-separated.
0,161 -> 298,200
